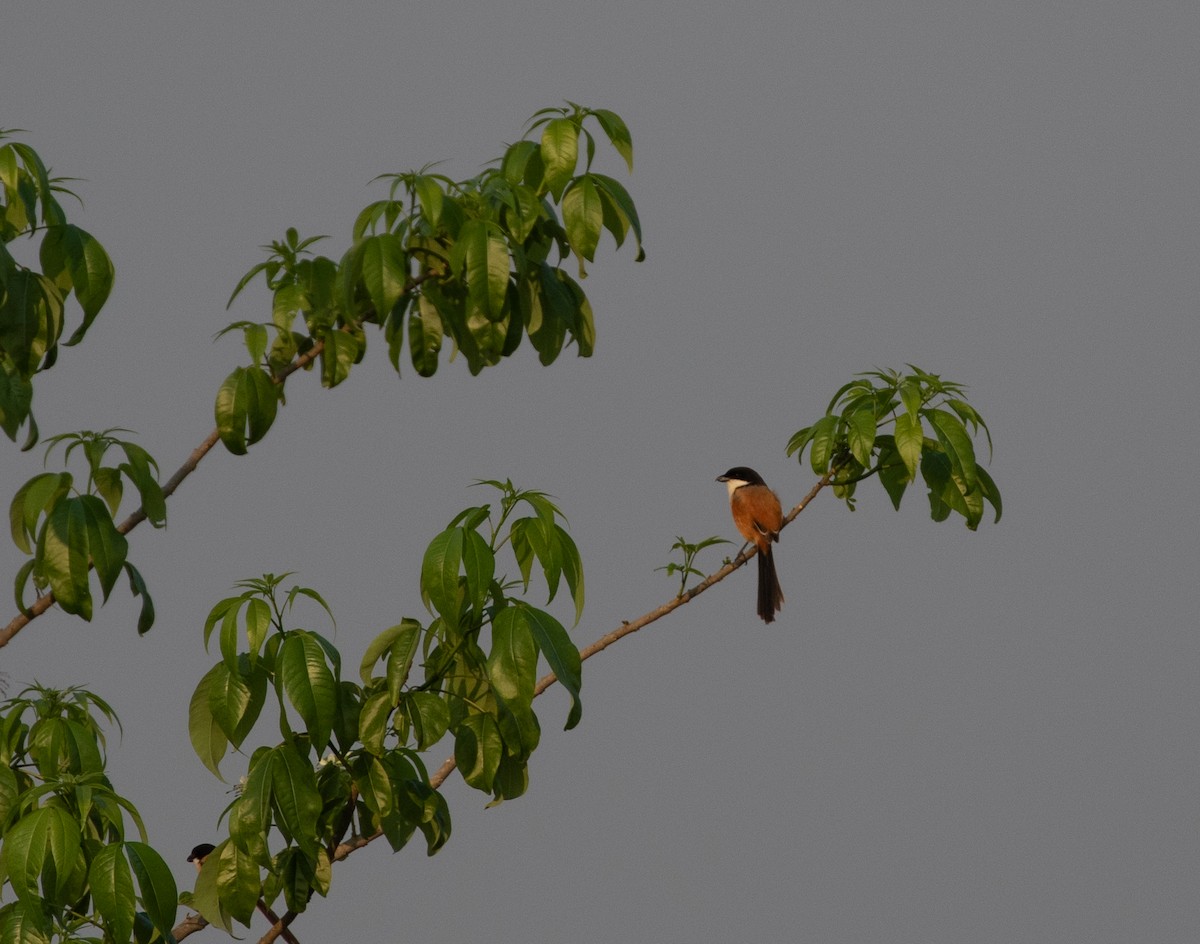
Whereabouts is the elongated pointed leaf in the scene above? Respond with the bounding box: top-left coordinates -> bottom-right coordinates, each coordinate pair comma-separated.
893,411 -> 923,480
189,664 -> 228,779
422,527 -> 464,626
459,220 -> 510,321
808,414 -> 839,475
562,176 -> 603,265
454,711 -> 503,793
9,471 -> 71,554
926,408 -> 977,491
191,845 -> 236,933
4,806 -> 82,905
89,844 -> 136,944
0,270 -> 63,376
0,360 -> 34,442
847,408 -> 877,467
540,118 -> 578,199
215,366 -> 279,455
125,842 -> 177,937
37,495 -> 115,620
404,691 -> 451,750
360,233 -> 407,318
976,465 -> 1003,523
555,523 -> 585,626
591,109 -> 633,171
488,607 -> 537,711
278,632 -> 338,754
524,605 -> 582,729
319,328 -> 361,388
360,620 -> 418,683
61,225 -> 114,335
269,743 -> 323,856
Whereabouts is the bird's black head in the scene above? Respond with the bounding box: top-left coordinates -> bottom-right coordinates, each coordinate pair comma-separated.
716,466 -> 765,486
187,843 -> 216,863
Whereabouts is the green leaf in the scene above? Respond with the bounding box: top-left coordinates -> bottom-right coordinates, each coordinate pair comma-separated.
591,173 -> 644,260
0,359 -> 34,442
878,453 -> 909,511
125,842 -> 177,938
278,631 -> 338,754
562,175 -> 603,266
540,118 -> 578,199
215,366 -> 279,455
358,689 -> 393,756
461,527 -> 495,616
488,607 -> 537,711
27,715 -> 103,777
9,471 -> 71,554
808,414 -> 840,475
269,743 -> 323,856
409,294 -> 443,377
386,620 -> 422,703
524,605 -> 582,730
123,561 -> 156,635
37,494 -> 128,620
89,845 -> 136,944
976,465 -> 1003,524
359,620 -> 419,684
459,220 -> 510,321
190,843 -> 235,933
0,270 -> 63,376
356,754 -> 394,817
3,806 -> 82,905
404,691 -> 451,750
189,664 -> 229,778
893,411 -> 923,480
555,523 -> 585,626
207,656 -> 268,749
319,327 -> 361,389
920,450 -> 953,522
359,233 -> 407,318
847,408 -> 877,467
414,175 -> 444,226
454,711 -> 503,793
926,408 -> 977,492
591,108 -> 634,171
422,527 -> 465,627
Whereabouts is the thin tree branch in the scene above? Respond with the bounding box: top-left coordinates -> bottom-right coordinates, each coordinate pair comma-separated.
171,913 -> 208,941
257,908 -> 300,944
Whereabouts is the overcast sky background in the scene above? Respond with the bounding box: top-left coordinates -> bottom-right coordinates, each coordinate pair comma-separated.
3,3 -> 1197,942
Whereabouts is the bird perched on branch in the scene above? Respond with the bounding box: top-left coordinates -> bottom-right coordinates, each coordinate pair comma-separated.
717,467 -> 784,623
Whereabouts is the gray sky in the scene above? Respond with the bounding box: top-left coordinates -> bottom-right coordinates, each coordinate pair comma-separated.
3,3 -> 1197,942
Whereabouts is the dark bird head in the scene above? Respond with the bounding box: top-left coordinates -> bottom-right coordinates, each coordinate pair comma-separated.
716,467 -> 765,486
187,843 -> 215,864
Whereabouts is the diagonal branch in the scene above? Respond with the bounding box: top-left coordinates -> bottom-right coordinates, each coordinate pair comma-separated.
333,469 -> 836,862
2,272 -> 442,648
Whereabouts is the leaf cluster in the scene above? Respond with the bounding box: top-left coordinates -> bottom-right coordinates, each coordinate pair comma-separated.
184,482 -> 585,932
656,535 -> 731,596
8,429 -> 163,629
0,684 -> 177,943
214,104 -> 643,456
0,130 -> 114,448
787,366 -> 1002,530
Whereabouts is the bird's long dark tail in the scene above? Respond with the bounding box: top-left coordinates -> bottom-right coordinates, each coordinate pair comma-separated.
757,544 -> 784,623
